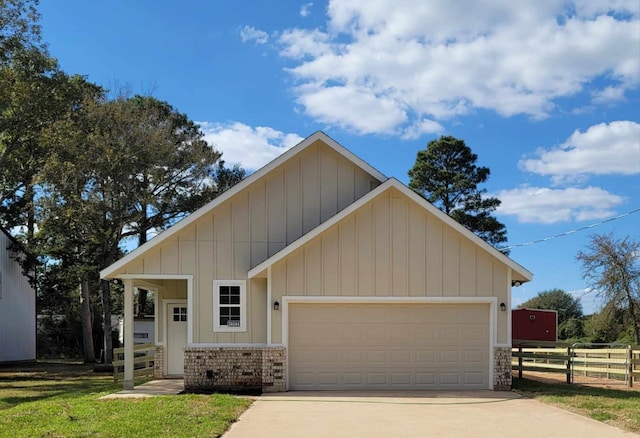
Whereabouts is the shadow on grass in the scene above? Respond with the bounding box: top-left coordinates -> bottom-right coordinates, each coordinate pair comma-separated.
513,377 -> 639,400
0,362 -> 118,410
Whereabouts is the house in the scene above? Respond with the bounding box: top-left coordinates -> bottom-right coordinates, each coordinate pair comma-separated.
101,131 -> 532,392
0,228 -> 36,362
512,308 -> 557,343
117,316 -> 155,345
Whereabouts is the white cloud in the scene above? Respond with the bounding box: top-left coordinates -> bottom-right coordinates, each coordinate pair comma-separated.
495,186 -> 624,224
401,118 -> 444,139
300,2 -> 314,17
567,288 -> 601,315
279,28 -> 332,59
275,1 -> 639,135
592,86 -> 626,104
520,121 -> 640,183
198,122 -> 303,170
240,26 -> 269,45
297,85 -> 407,135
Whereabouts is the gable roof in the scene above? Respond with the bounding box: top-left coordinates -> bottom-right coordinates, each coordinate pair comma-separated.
248,178 -> 533,283
100,131 -> 387,279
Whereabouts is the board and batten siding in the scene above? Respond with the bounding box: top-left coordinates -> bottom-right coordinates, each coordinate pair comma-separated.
0,231 -> 36,362
120,141 -> 381,344
270,187 -> 511,344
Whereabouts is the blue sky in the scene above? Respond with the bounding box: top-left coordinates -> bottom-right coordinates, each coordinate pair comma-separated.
38,1 -> 639,314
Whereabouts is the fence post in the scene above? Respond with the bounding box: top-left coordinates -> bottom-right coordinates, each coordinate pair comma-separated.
629,346 -> 633,388
518,346 -> 523,379
566,346 -> 572,384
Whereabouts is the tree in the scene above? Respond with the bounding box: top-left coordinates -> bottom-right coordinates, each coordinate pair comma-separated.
408,136 -> 507,248
518,288 -> 583,327
577,234 -> 640,344
1,0 -> 105,362
37,93 -> 237,363
583,303 -> 627,343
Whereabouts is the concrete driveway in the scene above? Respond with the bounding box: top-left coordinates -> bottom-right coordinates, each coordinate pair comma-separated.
223,391 -> 637,438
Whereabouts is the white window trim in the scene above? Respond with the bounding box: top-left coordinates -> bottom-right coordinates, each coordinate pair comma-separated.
213,280 -> 247,332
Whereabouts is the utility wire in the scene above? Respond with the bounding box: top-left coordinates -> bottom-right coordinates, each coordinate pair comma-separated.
498,207 -> 640,252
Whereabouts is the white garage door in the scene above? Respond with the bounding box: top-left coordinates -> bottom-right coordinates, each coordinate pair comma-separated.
288,303 -> 490,390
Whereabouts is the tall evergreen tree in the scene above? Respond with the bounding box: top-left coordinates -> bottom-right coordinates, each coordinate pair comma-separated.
408,136 -> 507,248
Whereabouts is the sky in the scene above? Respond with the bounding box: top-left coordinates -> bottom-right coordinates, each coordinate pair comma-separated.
37,0 -> 639,314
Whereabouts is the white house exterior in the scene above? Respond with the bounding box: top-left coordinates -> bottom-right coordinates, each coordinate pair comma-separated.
0,229 -> 36,362
101,131 -> 532,392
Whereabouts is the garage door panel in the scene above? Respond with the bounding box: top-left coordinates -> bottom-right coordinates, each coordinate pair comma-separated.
289,303 -> 489,390
318,373 -> 339,385
344,373 -> 363,384
464,372 -> 485,385
367,350 -> 387,362
438,327 -> 461,341
390,326 -> 412,342
440,373 -> 460,385
416,350 -> 437,363
415,327 -> 436,341
344,351 -> 363,362
391,350 -> 412,362
440,350 -> 461,363
416,372 -> 435,384
462,306 -> 487,323
436,307 -> 460,323
392,373 -> 412,384
464,350 -> 485,363
365,326 -> 386,343
367,373 -> 387,384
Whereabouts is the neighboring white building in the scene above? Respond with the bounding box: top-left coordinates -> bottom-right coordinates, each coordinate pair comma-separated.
0,229 -> 36,362
117,316 -> 155,345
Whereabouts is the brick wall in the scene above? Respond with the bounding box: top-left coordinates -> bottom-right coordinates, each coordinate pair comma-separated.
493,346 -> 512,390
183,346 -> 286,393
153,346 -> 164,379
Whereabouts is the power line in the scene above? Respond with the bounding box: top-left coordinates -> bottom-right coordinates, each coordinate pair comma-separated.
498,207 -> 640,252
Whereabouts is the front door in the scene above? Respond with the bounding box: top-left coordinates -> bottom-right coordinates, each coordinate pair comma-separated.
166,302 -> 187,375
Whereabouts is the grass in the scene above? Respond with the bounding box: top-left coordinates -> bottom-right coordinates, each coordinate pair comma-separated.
0,361 -> 252,438
513,377 -> 640,434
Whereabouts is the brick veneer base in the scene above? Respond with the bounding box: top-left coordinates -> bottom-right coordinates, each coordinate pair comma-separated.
183,347 -> 286,393
153,346 -> 164,379
493,346 -> 512,390
166,345 -> 511,391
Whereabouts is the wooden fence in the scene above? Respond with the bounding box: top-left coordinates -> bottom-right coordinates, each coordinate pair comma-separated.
113,343 -> 155,382
512,341 -> 640,387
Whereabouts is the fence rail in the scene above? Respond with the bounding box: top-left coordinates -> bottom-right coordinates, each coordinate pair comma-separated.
113,343 -> 155,382
512,340 -> 640,387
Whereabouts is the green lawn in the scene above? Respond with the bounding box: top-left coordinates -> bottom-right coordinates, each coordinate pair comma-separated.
0,361 -> 252,438
513,377 -> 640,434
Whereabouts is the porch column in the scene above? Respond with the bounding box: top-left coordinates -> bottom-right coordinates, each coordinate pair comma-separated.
123,279 -> 134,390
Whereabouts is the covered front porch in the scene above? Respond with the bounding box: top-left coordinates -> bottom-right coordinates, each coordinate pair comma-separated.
118,275 -> 192,390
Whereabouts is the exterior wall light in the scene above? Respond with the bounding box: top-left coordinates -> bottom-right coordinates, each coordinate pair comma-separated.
512,280 -> 522,287
273,301 -> 280,311
500,302 -> 507,312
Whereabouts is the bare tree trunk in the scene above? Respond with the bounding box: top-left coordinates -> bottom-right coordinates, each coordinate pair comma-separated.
625,288 -> 640,345
101,279 -> 113,364
26,184 -> 35,242
80,275 -> 95,363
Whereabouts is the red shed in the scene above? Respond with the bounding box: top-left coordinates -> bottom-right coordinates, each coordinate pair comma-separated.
512,308 -> 557,343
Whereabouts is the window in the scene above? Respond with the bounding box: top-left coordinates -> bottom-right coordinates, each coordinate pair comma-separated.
213,280 -> 246,332
172,306 -> 187,322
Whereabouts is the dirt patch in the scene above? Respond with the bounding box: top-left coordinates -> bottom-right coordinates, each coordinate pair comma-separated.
514,370 -> 639,391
